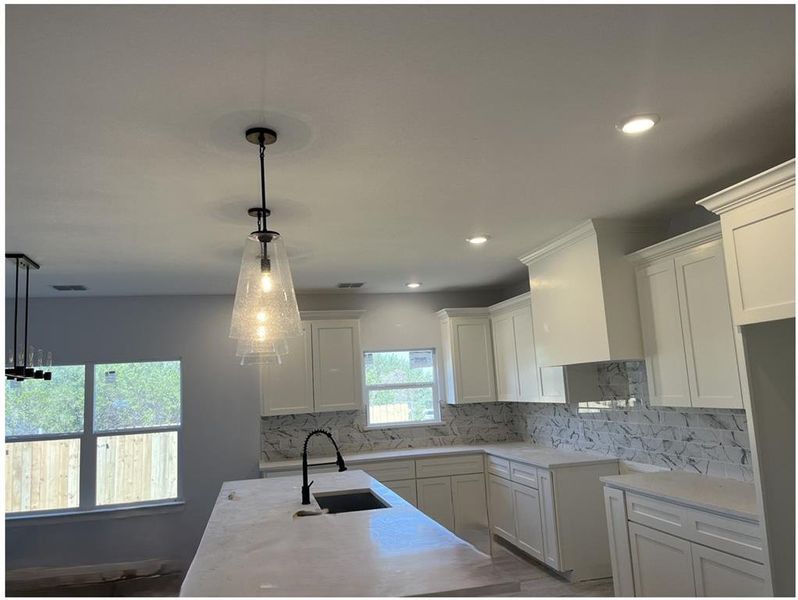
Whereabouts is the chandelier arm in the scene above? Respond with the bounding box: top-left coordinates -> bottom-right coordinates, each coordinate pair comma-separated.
13,258 -> 19,369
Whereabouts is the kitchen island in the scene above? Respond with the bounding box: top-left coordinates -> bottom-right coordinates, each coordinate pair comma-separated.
181,470 -> 519,597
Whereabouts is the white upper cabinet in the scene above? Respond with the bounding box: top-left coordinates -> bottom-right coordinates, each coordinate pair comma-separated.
629,224 -> 744,409
519,219 -> 663,367
697,159 -> 795,326
260,311 -> 364,416
438,309 -> 497,404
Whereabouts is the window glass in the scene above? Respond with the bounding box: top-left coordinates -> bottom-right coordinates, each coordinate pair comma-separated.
96,431 -> 178,505
368,387 -> 436,426
5,365 -> 85,436
93,361 -> 181,432
5,439 -> 80,512
364,350 -> 434,385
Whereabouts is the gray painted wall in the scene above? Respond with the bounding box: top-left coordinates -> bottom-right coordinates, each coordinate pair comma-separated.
5,290 -> 507,572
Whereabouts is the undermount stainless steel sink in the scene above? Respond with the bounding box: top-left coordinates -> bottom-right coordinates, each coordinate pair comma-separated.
313,489 -> 389,514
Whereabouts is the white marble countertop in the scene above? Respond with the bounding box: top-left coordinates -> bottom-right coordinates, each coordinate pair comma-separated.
601,470 -> 760,521
259,442 -> 619,473
180,470 -> 519,597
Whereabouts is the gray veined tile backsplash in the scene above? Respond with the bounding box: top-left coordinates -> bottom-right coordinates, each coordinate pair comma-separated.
261,361 -> 752,482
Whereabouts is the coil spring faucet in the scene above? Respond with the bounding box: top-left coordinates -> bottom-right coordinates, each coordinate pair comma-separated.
301,429 -> 347,505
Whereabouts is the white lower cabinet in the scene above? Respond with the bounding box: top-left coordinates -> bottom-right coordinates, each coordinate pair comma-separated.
451,473 -> 489,551
605,485 -> 769,597
691,543 -> 767,597
382,479 -> 417,507
536,469 -> 560,569
629,522 -> 696,597
416,476 -> 455,531
488,474 -> 517,542
512,481 -> 544,561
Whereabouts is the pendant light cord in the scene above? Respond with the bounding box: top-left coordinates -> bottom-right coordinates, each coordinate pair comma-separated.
259,135 -> 267,232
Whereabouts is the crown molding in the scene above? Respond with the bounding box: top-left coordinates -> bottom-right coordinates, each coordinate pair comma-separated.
435,307 -> 491,320
697,159 -> 795,215
300,310 -> 366,320
627,222 -> 722,265
488,292 -> 531,314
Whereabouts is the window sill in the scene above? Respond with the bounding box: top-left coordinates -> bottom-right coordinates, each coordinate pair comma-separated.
5,499 -> 185,526
364,420 -> 446,431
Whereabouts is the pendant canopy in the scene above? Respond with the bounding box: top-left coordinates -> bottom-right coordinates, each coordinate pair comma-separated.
229,126 -> 302,365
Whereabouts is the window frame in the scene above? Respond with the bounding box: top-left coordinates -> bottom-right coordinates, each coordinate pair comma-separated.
5,358 -> 184,520
363,348 -> 442,428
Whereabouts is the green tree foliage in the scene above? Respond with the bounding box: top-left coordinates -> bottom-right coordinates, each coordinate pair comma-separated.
365,351 -> 435,422
94,361 -> 181,431
5,366 -> 85,436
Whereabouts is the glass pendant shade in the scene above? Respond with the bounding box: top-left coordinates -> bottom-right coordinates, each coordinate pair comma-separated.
236,337 -> 290,365
230,233 -> 302,350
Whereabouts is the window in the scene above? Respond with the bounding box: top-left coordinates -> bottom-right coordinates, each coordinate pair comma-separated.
5,360 -> 181,516
364,350 -> 439,427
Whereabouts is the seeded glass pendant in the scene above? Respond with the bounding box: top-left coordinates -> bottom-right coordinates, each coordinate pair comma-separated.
229,127 -> 302,365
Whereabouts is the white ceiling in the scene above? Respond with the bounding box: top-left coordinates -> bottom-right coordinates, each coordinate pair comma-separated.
6,5 -> 795,297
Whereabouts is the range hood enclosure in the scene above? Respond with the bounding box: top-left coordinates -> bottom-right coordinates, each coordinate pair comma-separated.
519,219 -> 663,367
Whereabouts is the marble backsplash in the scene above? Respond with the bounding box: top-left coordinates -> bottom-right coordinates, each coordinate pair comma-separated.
260,402 -> 520,460
514,361 -> 753,482
261,361 -> 753,482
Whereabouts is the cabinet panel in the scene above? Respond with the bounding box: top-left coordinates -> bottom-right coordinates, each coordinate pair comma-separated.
416,454 -> 483,478
312,320 -> 361,412
260,322 -> 314,416
687,507 -> 764,564
416,476 -> 455,531
486,455 -> 511,479
626,492 -> 689,539
452,473 -> 489,553
538,366 -> 566,404
488,474 -> 516,542
382,479 -> 417,507
675,243 -> 743,409
509,461 -> 538,489
512,482 -> 544,561
692,543 -> 767,597
451,318 -> 497,403
603,487 -> 635,597
357,460 -> 416,482
492,313 -> 519,402
537,469 -> 560,569
636,261 -> 691,407
513,308 -> 541,403
722,186 -> 795,325
629,522 -> 696,596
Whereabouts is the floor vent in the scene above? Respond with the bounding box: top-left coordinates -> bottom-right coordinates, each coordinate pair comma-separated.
52,285 -> 88,291
337,282 -> 365,289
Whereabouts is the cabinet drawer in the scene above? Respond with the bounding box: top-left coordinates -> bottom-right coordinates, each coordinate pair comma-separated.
357,460 -> 416,482
626,493 -> 689,539
416,454 -> 484,478
486,455 -> 511,479
510,461 -> 538,488
687,508 -> 764,563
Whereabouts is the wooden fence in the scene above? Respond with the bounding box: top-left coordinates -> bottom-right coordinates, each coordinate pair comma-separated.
6,431 -> 178,513
369,403 -> 410,425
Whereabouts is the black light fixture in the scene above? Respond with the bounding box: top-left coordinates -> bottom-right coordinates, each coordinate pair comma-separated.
229,127 -> 302,365
5,254 -> 53,382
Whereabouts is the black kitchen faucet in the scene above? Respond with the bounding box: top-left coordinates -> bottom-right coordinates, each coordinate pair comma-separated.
301,429 -> 347,505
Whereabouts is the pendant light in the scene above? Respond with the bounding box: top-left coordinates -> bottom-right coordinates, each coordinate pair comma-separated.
230,127 -> 302,365
5,254 -> 53,382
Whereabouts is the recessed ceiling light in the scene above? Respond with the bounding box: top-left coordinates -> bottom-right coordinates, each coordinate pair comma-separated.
406,282 -> 422,289
617,114 -> 660,135
467,235 -> 490,245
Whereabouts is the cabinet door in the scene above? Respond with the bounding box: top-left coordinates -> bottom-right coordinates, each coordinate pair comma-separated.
537,366 -> 567,404
487,474 -> 516,543
450,317 -> 497,403
491,313 -> 519,402
311,320 -> 362,412
636,260 -> 692,407
674,242 -> 743,409
721,185 -> 795,325
452,473 -> 490,553
382,479 -> 417,507
692,543 -> 768,597
537,469 -> 560,570
416,476 -> 455,531
512,482 -> 544,561
260,322 -> 314,416
628,522 -> 696,596
603,487 -> 635,597
513,307 -> 541,403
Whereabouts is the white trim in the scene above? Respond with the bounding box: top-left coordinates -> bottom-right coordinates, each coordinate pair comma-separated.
300,310 -> 366,320
626,222 -> 722,265
363,420 -> 445,431
697,159 -> 795,214
5,499 -> 185,526
488,292 -> 531,314
435,307 -> 491,319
